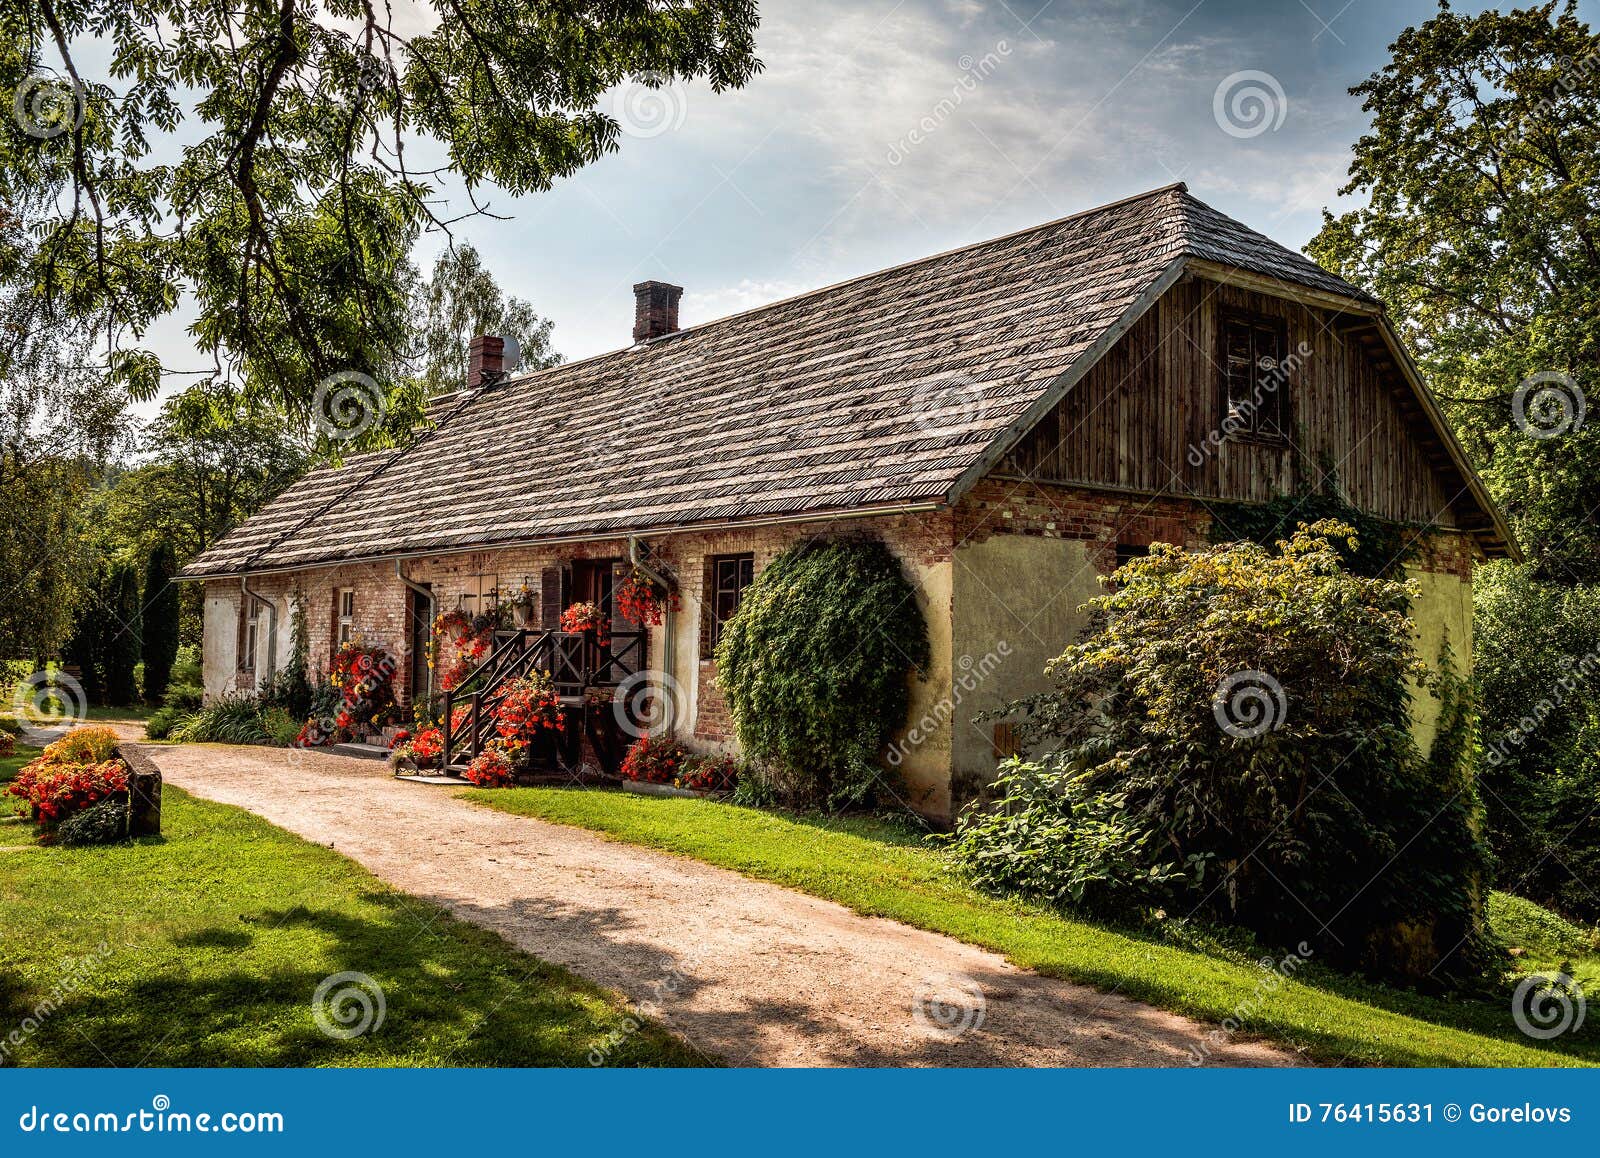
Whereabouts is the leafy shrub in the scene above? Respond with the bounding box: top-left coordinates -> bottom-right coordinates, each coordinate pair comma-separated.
1474,562 -> 1600,922
0,732 -> 13,759
259,664 -> 313,720
57,798 -> 129,847
715,538 -> 930,809
169,697 -> 271,745
260,706 -> 301,747
6,758 -> 128,826
144,705 -> 182,740
463,746 -> 514,788
993,521 -> 1489,980
949,760 -> 1182,911
162,645 -> 205,711
0,715 -> 22,736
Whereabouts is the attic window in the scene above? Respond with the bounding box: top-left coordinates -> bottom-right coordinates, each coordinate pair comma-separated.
1220,312 -> 1290,441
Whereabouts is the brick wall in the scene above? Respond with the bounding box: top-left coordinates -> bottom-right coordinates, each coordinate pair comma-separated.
956,477 -> 1213,565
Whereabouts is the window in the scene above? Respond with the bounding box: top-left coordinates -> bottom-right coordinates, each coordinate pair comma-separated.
701,553 -> 754,658
1220,312 -> 1290,440
238,598 -> 261,673
1114,542 -> 1150,569
336,587 -> 355,647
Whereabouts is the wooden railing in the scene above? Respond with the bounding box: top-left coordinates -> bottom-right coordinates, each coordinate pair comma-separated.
441,629 -> 646,769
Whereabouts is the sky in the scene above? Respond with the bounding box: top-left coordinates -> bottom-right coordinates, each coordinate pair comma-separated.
132,0 -> 1600,389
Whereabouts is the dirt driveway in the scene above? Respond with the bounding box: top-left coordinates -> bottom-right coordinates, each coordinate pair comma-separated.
144,742 -> 1296,1068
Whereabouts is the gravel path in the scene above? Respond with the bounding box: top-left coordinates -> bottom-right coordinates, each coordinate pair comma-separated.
143,741 -> 1296,1068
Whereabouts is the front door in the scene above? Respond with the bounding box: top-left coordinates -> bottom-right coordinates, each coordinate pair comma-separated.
407,584 -> 434,707
571,560 -> 619,675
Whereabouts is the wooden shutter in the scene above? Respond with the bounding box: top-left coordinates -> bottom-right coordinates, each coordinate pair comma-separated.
539,567 -> 563,630
611,561 -> 642,632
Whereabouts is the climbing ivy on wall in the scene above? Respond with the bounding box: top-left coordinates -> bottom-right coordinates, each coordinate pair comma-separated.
1205,481 -> 1418,578
714,539 -> 931,810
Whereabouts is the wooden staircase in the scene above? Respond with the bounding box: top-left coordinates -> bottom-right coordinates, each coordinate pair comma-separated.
441,628 -> 646,773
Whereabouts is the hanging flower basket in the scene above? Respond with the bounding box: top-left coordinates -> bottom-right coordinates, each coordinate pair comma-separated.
616,574 -> 681,627
560,601 -> 611,644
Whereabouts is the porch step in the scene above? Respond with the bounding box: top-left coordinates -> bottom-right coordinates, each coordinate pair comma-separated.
331,742 -> 391,761
396,772 -> 472,786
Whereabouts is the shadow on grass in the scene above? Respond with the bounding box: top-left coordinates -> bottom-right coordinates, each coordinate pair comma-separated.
7,890 -> 699,1068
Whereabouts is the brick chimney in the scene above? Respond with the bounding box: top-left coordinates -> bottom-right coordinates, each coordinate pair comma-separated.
633,281 -> 684,344
466,334 -> 507,388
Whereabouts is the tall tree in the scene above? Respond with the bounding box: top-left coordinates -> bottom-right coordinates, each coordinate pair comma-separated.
0,193 -> 130,662
412,244 -> 560,396
101,561 -> 141,706
2,1 -> 761,446
141,541 -> 179,705
1308,0 -> 1600,583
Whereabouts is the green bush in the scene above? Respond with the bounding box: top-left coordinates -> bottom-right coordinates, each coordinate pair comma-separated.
260,705 -> 301,747
988,521 -> 1489,981
56,798 -> 129,847
1474,562 -> 1600,923
714,538 -> 930,809
162,645 -> 205,711
0,715 -> 21,737
144,705 -> 182,740
1489,892 -> 1600,959
169,696 -> 271,745
948,760 -> 1182,911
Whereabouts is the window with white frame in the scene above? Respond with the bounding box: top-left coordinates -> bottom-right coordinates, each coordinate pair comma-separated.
238,598 -> 261,672
336,587 -> 356,647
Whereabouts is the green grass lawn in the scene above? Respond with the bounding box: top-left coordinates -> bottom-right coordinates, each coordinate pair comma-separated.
0,787 -> 704,1067
463,787 -> 1598,1068
0,741 -> 39,786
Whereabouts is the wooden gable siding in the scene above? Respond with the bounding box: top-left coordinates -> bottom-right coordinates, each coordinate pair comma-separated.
996,277 -> 1467,528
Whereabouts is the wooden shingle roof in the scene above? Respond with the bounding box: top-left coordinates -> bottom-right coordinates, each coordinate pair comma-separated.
183,183 -> 1381,578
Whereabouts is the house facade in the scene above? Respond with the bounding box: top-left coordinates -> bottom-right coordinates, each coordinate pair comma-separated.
183,184 -> 1516,822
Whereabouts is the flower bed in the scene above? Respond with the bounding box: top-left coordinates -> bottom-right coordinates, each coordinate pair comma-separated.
464,747 -> 514,788
619,735 -> 740,793
297,642 -> 398,747
493,676 -> 566,756
4,727 -> 129,833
